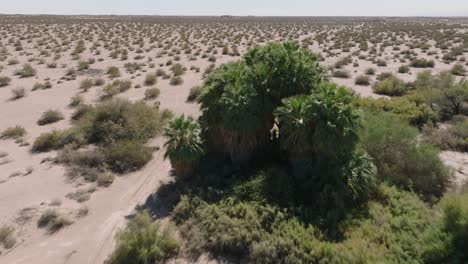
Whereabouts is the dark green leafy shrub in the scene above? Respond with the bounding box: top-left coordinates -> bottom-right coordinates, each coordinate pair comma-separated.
440,192 -> 468,262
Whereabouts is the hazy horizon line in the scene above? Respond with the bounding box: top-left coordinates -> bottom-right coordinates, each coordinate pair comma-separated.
1,13 -> 468,18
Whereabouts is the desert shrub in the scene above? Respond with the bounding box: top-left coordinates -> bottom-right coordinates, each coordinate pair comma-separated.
354,96 -> 436,127
170,76 -> 183,86
15,64 -> 36,77
365,68 -> 375,75
144,73 -> 157,86
359,111 -> 450,200
32,81 -> 52,91
451,63 -> 467,76
186,86 -> 202,102
1,126 -> 26,140
440,192 -> 468,262
170,63 -> 186,76
110,211 -> 179,264
376,72 -> 394,81
37,209 -> 72,234
32,130 -> 66,152
0,76 -> 11,87
69,95 -> 84,107
104,140 -> 153,173
373,76 -> 407,96
398,65 -> 410,73
37,110 -> 64,126
107,66 -> 121,78
11,87 -> 26,100
100,80 -> 132,100
80,79 -> 94,92
424,117 -> 468,152
97,172 -> 114,187
84,99 -> 167,145
144,87 -> 160,100
354,75 -> 370,85
376,59 -> 387,67
173,184 -> 451,263
332,70 -> 350,78
0,225 -> 16,249
410,58 -> 434,68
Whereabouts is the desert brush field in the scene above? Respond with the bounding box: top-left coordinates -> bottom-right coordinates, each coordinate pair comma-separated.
0,15 -> 468,264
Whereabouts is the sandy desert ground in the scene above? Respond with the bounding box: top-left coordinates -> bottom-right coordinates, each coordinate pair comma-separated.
0,15 -> 467,263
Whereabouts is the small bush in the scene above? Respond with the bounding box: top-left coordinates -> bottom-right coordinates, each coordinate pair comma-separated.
1,126 -> 26,140
144,73 -> 157,86
365,68 -> 375,75
11,87 -> 26,100
37,110 -> 64,126
144,87 -> 160,100
355,75 -> 370,86
398,65 -> 410,73
15,64 -> 37,78
170,76 -> 183,86
37,209 -> 72,234
451,64 -> 467,76
373,76 -> 407,96
80,79 -> 94,92
69,95 -> 84,107
32,130 -> 65,152
186,86 -> 202,102
107,66 -> 121,78
0,225 -> 16,249
104,140 -> 153,173
410,58 -> 435,68
332,70 -> 350,78
110,211 -> 179,264
0,76 -> 11,87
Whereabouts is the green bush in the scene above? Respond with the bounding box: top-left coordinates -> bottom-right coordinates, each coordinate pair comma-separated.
37,110 -> 64,126
0,76 -> 11,87
169,76 -> 183,86
173,184 -> 451,263
451,63 -> 466,76
105,140 -> 153,173
410,58 -> 434,68
373,76 -> 407,96
32,130 -> 66,152
186,85 -> 202,102
144,87 -> 160,100
398,65 -> 410,73
15,64 -> 36,78
359,111 -> 450,200
1,126 -> 26,140
354,75 -> 370,85
440,192 -> 468,262
144,73 -> 157,86
110,211 -> 179,264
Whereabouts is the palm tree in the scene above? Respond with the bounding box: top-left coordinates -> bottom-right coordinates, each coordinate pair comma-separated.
164,115 -> 205,176
274,95 -> 314,159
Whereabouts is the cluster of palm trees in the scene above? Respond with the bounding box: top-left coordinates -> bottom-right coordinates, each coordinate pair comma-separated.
164,42 -> 375,208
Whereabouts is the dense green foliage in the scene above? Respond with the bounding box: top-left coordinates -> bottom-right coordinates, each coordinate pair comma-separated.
359,111 -> 451,200
157,42 -> 461,263
110,211 -> 179,264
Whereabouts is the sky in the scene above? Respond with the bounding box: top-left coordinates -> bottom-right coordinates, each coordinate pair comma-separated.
1,0 -> 468,17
